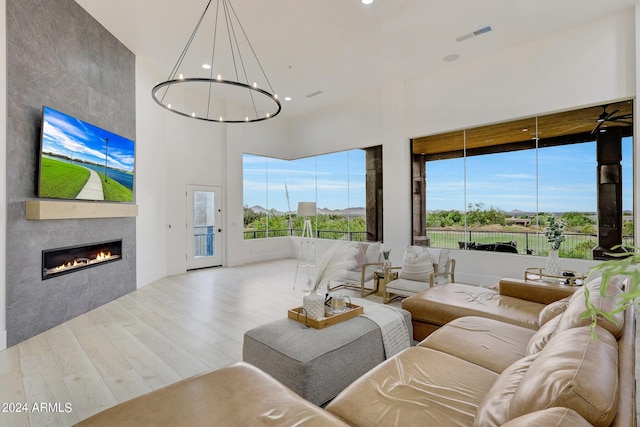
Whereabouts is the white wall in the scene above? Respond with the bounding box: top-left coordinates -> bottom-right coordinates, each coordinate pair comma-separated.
164,112 -> 226,275
0,0 -> 7,350
407,10 -> 635,138
135,56 -> 169,287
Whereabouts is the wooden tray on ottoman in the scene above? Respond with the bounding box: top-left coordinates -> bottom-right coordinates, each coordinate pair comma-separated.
288,303 -> 364,329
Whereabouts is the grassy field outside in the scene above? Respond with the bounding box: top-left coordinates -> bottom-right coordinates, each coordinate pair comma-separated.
39,157 -> 90,198
426,227 -> 619,260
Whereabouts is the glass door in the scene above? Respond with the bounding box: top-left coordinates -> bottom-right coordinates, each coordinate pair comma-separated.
187,185 -> 222,269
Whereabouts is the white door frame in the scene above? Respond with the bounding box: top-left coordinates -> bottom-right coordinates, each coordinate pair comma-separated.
186,184 -> 223,269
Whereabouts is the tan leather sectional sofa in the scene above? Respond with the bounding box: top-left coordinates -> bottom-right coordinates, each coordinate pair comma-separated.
76,276 -> 635,427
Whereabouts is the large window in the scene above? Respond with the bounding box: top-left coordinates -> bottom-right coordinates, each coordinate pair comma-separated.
243,149 -> 370,241
414,100 -> 634,260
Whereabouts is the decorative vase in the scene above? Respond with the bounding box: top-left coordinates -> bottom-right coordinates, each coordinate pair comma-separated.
303,289 -> 325,319
545,248 -> 562,277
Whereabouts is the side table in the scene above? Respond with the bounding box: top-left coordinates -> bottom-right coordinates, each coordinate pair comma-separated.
374,266 -> 397,297
524,267 -> 586,286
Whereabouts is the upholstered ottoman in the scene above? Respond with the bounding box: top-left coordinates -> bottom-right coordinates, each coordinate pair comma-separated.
243,304 -> 412,406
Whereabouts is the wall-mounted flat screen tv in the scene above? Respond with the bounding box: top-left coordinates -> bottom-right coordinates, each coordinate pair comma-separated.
38,106 -> 135,202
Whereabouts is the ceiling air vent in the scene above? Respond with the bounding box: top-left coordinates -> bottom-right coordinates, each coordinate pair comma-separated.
456,25 -> 492,42
305,90 -> 324,98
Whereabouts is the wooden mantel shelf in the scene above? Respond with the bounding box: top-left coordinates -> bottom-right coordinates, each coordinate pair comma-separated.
26,200 -> 138,220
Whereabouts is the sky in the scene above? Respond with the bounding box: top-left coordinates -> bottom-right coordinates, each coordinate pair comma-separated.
243,138 -> 633,214
41,106 -> 135,173
426,138 -> 633,213
243,150 -> 366,212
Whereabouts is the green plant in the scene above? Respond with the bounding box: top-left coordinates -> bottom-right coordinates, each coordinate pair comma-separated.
543,216 -> 566,250
583,246 -> 639,336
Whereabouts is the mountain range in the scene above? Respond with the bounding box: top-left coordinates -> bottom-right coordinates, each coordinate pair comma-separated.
248,205 -> 365,217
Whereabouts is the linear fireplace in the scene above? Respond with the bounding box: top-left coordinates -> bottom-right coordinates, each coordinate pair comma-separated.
42,240 -> 123,280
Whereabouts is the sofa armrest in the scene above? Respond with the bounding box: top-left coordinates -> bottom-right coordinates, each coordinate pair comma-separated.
498,278 -> 577,305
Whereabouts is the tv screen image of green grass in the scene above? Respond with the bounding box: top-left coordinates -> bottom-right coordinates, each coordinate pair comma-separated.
38,106 -> 135,202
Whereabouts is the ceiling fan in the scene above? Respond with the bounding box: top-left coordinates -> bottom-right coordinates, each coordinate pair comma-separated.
590,104 -> 633,134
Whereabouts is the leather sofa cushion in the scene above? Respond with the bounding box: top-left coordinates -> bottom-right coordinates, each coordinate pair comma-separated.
501,408 -> 592,426
402,283 -> 544,330
74,362 -> 349,427
418,316 -> 535,373
525,313 -> 562,355
557,275 -> 626,338
474,326 -> 619,427
326,347 -> 498,427
537,295 -> 571,326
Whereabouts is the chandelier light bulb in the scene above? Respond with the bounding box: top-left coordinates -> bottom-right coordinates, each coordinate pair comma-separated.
151,0 -> 281,123
362,0 -> 373,4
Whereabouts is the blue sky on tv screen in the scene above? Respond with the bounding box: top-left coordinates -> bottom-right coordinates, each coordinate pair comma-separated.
41,106 -> 135,173
244,138 -> 633,214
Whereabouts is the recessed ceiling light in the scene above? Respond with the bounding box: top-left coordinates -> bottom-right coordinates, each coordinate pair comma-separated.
362,0 -> 373,4
202,64 -> 211,70
443,54 -> 460,62
284,97 -> 292,101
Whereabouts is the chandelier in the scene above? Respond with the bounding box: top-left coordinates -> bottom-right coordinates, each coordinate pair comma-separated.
152,0 -> 281,123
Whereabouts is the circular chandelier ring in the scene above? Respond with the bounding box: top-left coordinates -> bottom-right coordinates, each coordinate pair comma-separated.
151,77 -> 282,123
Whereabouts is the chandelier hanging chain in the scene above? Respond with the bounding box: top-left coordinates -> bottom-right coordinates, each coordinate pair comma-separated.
223,0 -> 259,118
225,0 -> 277,94
159,0 -> 213,105
151,0 -> 281,123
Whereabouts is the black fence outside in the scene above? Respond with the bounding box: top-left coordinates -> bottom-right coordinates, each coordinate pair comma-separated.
425,228 -> 634,259
244,228 -> 367,241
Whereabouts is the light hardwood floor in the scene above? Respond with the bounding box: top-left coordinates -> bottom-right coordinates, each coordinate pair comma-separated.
0,258 -> 636,426
0,258 -> 392,426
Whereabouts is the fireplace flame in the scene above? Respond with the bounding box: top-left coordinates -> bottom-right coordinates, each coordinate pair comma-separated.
46,251 -> 119,276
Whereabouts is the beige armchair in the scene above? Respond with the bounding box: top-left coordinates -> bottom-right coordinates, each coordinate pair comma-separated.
383,246 -> 455,303
327,242 -> 382,297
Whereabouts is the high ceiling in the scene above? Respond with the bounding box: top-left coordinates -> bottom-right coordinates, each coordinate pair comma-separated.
413,100 -> 634,159
74,0 -> 638,120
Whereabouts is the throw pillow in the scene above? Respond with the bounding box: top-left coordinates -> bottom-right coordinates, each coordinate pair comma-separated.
426,248 -> 450,274
398,246 -> 434,282
364,242 -> 381,265
348,243 -> 366,272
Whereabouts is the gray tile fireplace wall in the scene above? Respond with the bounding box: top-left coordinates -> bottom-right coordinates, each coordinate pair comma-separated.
6,0 -> 136,346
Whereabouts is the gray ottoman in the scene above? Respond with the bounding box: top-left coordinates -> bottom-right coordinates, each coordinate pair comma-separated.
242,306 -> 412,406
